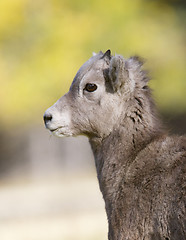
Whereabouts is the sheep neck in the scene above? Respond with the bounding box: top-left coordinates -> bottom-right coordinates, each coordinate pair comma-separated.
89,124 -> 162,238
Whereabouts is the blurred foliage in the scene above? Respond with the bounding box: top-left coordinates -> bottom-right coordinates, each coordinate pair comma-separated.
0,0 -> 185,127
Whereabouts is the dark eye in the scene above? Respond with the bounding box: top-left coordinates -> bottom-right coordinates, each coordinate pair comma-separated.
84,83 -> 97,92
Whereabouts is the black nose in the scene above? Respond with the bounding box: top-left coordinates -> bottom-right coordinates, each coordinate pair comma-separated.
43,113 -> 53,125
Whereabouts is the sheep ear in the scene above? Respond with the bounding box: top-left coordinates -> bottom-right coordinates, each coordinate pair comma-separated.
101,49 -> 111,60
108,55 -> 130,93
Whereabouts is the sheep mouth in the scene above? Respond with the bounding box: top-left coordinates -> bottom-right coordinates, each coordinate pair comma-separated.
50,127 -> 61,132
50,126 -> 72,137
50,127 -> 64,134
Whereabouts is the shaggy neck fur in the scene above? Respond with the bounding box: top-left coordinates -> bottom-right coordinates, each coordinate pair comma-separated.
89,94 -> 164,239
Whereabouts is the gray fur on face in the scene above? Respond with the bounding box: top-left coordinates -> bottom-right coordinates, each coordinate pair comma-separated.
44,50 -> 186,240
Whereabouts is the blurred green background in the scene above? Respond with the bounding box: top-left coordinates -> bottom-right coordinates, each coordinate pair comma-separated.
0,0 -> 185,240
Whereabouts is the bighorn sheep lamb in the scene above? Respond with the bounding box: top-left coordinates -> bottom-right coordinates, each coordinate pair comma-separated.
44,50 -> 186,240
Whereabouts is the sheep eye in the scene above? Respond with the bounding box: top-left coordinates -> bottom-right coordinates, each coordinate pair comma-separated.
84,83 -> 97,92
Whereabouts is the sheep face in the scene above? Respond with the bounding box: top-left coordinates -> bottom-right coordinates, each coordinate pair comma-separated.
44,50 -> 146,139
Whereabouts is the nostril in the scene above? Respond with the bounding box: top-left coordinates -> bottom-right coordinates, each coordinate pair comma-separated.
43,113 -> 53,124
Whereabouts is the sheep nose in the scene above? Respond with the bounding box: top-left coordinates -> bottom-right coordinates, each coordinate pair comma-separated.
43,112 -> 53,126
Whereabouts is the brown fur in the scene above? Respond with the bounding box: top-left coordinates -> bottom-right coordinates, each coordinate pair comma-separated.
44,50 -> 186,240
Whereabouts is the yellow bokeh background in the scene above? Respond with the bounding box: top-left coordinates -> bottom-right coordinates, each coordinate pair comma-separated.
0,0 -> 185,127
0,1 -> 185,240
